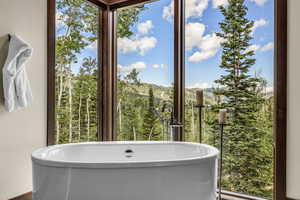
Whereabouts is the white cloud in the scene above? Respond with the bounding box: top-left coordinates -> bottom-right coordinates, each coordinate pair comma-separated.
186,22 -> 224,62
188,82 -> 211,89
152,64 -> 166,69
187,0 -> 209,18
118,62 -> 147,71
163,0 -> 267,22
261,42 -> 274,51
118,20 -> 157,56
163,2 -> 174,22
249,0 -> 268,6
245,44 -> 261,53
186,23 -> 206,51
188,34 -> 223,62
252,19 -> 268,34
212,0 -> 228,8
137,20 -> 154,35
118,36 -> 157,56
188,33 -> 224,62
246,42 -> 274,53
163,0 -> 209,21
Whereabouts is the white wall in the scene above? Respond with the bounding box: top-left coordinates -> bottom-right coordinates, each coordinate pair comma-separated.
0,0 -> 47,199
287,0 -> 300,199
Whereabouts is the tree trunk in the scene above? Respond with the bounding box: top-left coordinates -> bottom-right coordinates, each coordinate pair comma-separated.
68,74 -> 73,143
118,99 -> 122,136
133,126 -> 136,141
56,67 -> 64,144
86,91 -> 91,141
57,68 -> 63,108
78,92 -> 82,141
148,127 -> 154,141
191,102 -> 195,139
56,119 -> 60,144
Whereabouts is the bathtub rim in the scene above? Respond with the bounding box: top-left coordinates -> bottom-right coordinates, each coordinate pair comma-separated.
31,141 -> 219,169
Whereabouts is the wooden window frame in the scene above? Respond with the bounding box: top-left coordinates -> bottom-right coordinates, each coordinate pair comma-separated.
47,0 -> 287,199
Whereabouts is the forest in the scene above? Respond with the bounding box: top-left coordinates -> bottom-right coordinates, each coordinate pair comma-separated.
55,0 -> 274,198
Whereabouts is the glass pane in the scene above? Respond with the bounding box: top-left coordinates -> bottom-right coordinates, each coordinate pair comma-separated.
184,0 -> 274,198
116,0 -> 174,141
55,0 -> 99,144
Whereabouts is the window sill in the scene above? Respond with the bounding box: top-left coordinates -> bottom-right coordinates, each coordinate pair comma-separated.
220,190 -> 269,200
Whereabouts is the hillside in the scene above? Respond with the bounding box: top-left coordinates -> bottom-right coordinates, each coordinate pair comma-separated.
122,81 -> 219,106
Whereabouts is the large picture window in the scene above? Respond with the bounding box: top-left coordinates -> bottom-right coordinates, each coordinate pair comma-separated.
54,0 -> 100,144
116,0 -> 174,141
183,0 -> 274,198
47,0 -> 287,199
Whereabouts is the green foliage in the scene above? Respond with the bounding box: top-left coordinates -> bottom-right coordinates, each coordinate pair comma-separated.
117,6 -> 146,38
56,0 -> 97,65
117,69 -> 143,140
142,87 -> 159,140
74,57 -> 98,142
208,0 -> 273,197
55,0 -> 144,143
55,0 -> 99,144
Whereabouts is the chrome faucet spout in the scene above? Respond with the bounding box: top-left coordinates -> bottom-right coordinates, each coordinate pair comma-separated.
153,102 -> 184,141
169,122 -> 183,141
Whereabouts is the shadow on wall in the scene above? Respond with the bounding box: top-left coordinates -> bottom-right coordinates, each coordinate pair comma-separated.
0,34 -> 10,109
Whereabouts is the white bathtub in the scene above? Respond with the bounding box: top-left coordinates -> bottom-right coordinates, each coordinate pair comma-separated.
32,141 -> 219,200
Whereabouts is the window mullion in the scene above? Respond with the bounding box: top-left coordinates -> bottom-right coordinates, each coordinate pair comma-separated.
100,7 -> 117,141
173,0 -> 185,141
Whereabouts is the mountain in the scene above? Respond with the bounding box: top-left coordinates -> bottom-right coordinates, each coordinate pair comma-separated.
121,81 -> 218,106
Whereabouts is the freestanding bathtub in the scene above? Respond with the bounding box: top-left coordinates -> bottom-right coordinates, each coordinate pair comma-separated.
32,141 -> 219,200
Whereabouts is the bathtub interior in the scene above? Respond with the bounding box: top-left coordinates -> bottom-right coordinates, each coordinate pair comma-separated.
32,142 -> 217,164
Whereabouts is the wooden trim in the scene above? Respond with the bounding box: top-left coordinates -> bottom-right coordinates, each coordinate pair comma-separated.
221,190 -> 268,200
47,0 -> 56,146
87,0 -> 107,8
100,7 -> 116,141
274,0 -> 287,199
9,192 -> 32,200
111,9 -> 118,141
109,0 -> 155,10
173,0 -> 185,141
97,8 -> 104,141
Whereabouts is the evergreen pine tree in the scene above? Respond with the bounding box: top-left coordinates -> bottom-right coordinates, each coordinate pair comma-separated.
184,100 -> 194,141
119,69 -> 142,140
142,87 -> 158,140
213,0 -> 272,197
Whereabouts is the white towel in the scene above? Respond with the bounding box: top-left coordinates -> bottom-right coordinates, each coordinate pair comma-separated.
2,34 -> 33,112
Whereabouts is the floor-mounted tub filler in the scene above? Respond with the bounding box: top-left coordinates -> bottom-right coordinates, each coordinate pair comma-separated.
32,141 -> 219,200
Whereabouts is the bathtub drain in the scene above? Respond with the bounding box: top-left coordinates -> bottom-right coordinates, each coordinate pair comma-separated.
125,149 -> 134,158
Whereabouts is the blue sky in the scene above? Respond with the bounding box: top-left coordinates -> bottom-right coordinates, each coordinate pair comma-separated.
57,0 -> 274,90
117,0 -> 274,89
